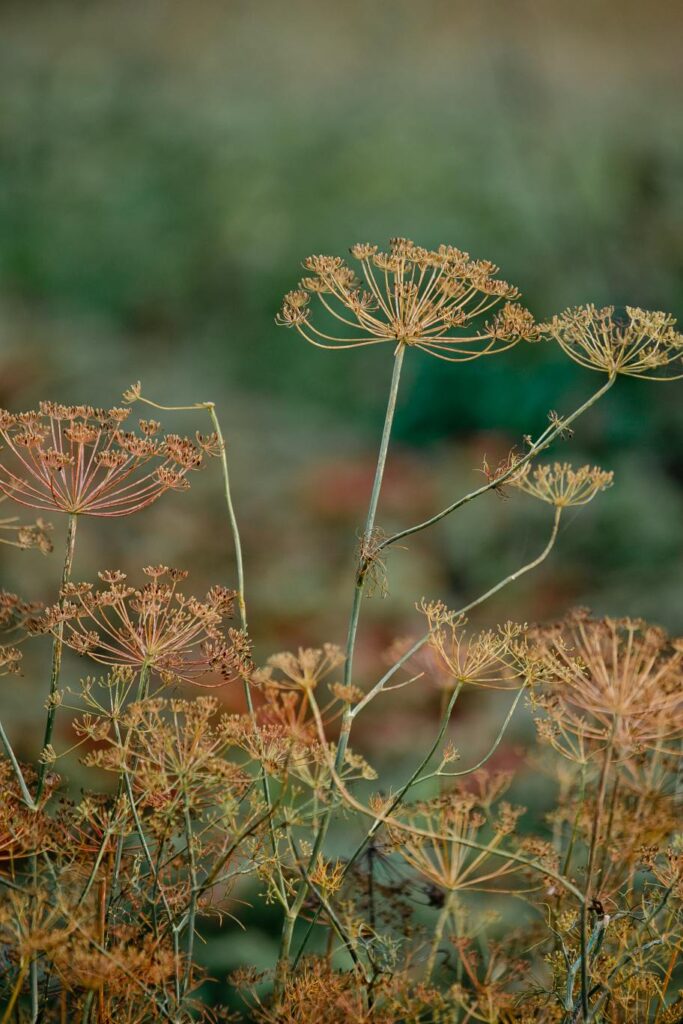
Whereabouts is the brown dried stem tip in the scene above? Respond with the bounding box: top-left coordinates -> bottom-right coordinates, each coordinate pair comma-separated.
541,305 -> 683,379
277,238 -> 538,360
0,403 -> 204,516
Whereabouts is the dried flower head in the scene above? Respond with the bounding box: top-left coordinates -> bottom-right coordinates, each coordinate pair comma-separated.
0,590 -> 43,676
32,567 -> 243,684
393,781 -> 523,893
511,462 -> 614,507
541,305 -> 683,379
0,495 -> 53,553
256,643 -> 345,692
277,238 -> 538,360
529,611 -> 683,752
421,608 -> 530,689
0,402 -> 204,516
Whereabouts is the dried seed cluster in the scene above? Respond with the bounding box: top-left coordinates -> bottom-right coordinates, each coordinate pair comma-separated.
0,241 -> 681,1022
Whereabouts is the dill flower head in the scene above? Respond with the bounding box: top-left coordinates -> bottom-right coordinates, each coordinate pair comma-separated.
541,305 -> 683,379
0,495 -> 53,553
0,589 -> 43,677
0,403 -> 205,516
32,566 -> 246,685
420,603 -> 530,689
510,462 -> 614,507
86,697 -> 251,816
393,775 -> 524,893
529,610 -> 683,753
277,238 -> 538,360
255,643 -> 345,692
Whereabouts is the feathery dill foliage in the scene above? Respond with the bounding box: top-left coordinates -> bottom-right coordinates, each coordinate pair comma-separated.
0,239 -> 682,1023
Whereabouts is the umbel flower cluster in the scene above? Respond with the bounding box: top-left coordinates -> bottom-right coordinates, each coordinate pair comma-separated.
1,240 -> 682,1024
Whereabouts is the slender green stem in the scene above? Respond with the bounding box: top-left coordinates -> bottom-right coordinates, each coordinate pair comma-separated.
562,763 -> 587,876
182,800 -> 198,997
81,990 -> 95,1024
275,347 -> 406,988
578,725 -> 615,1020
425,888 -> 457,982
343,343 -> 405,688
375,375 -> 615,555
132,389 -> 285,903
417,684 -> 526,784
351,505 -> 562,722
205,403 -> 247,630
307,688 -> 587,906
0,718 -> 36,809
293,684 -> 463,967
287,831 -> 369,979
36,512 -> 78,800
293,505 -> 561,966
130,392 -> 246,626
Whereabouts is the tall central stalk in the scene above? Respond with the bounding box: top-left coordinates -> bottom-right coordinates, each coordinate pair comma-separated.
343,343 -> 405,691
36,512 -> 78,800
274,345 -> 406,994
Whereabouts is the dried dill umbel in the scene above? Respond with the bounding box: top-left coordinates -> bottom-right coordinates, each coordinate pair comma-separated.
1,242 -> 683,1023
277,238 -> 539,360
31,566 -> 244,686
541,304 -> 683,379
0,402 -> 205,517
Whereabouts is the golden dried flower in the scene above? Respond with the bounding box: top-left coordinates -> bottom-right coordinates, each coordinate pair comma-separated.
277,238 -> 538,361
541,305 -> 683,379
33,567 -> 241,684
422,608 -> 530,689
394,781 -> 521,893
0,496 -> 53,553
511,462 -> 613,507
529,611 -> 683,752
256,643 -> 345,692
0,590 -> 43,676
0,402 -> 204,516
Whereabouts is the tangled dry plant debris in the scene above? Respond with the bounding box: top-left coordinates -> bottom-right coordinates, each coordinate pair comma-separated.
1,239 -> 682,1022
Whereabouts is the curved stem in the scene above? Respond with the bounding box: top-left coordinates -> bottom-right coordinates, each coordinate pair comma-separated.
131,388 -> 285,904
36,512 -> 78,799
418,684 -> 526,783
131,393 -> 246,627
375,375 -> 615,555
205,403 -> 246,630
306,688 -> 587,906
458,505 -> 563,615
351,505 -> 562,721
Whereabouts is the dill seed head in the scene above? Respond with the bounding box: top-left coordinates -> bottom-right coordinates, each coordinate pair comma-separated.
529,611 -> 683,753
0,403 -> 204,516
421,608 -> 530,689
32,567 -> 241,685
256,643 -> 345,692
277,238 -> 538,360
511,462 -> 614,507
541,305 -> 683,379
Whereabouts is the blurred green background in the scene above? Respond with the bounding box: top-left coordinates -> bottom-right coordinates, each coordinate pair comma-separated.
1,0 -> 682,1005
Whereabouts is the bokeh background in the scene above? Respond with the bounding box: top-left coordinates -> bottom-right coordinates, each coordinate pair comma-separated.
1,0 -> 682,1007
